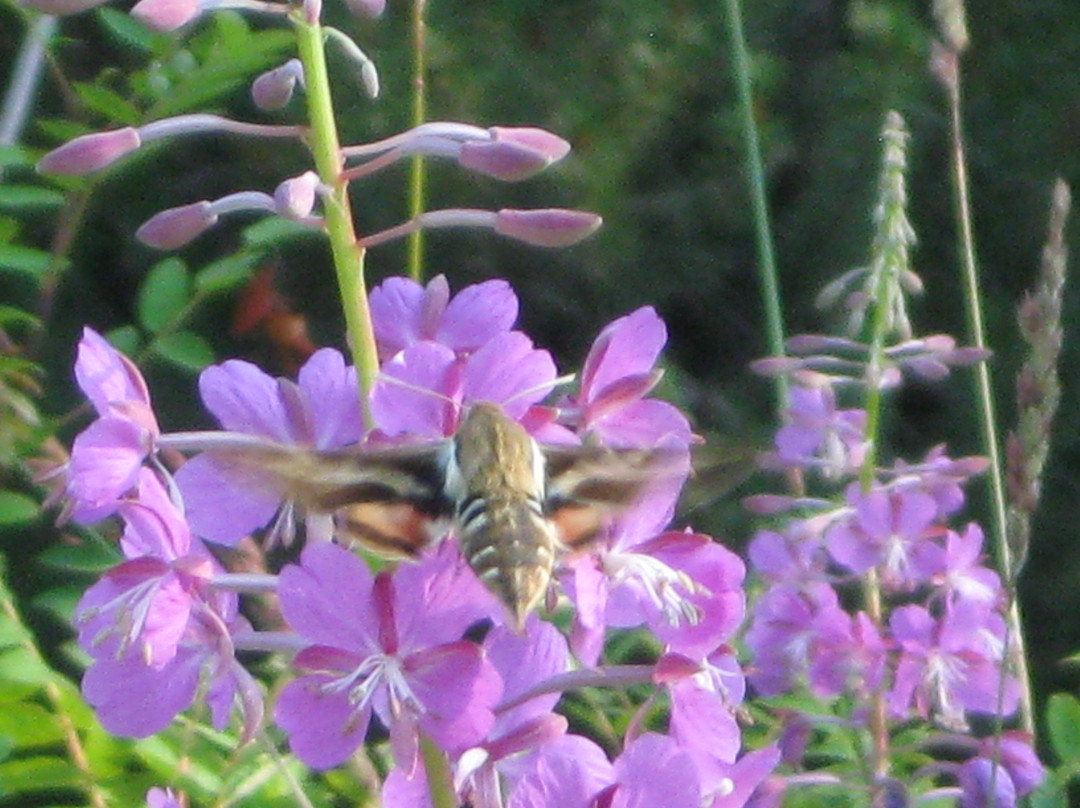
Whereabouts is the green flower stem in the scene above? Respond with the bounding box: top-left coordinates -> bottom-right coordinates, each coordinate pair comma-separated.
294,15 -> 379,426
942,50 -> 1035,736
420,731 -> 458,808
406,0 -> 429,282
722,0 -> 787,409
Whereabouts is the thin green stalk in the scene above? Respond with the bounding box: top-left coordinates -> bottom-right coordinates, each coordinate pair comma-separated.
942,47 -> 1034,735
722,0 -> 787,409
293,15 -> 379,425
406,0 -> 429,282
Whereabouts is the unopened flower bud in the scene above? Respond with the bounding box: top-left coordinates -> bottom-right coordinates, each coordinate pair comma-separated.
136,202 -> 217,249
252,59 -> 304,111
458,127 -> 571,181
494,208 -> 601,247
36,128 -> 141,176
273,171 -> 320,220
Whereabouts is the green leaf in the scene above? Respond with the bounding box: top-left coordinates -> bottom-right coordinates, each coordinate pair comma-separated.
1029,773 -> 1070,808
1047,692 -> 1080,762
0,146 -> 32,170
0,703 -> 65,748
0,186 -> 66,211
0,306 -> 41,330
242,216 -> 319,249
137,257 -> 191,333
150,331 -> 215,371
0,645 -> 53,686
105,324 -> 141,356
0,617 -> 33,650
194,252 -> 258,294
0,756 -> 84,793
96,6 -> 162,55
0,491 -> 39,526
37,541 -> 121,573
71,82 -> 142,127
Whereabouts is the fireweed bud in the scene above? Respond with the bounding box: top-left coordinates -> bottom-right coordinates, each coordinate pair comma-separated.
459,128 -> 571,181
273,172 -> 320,220
137,202 -> 217,249
494,208 -> 602,247
252,59 -> 304,111
36,128 -> 141,175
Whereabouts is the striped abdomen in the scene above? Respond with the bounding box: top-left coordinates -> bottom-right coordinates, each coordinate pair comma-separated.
456,491 -> 557,628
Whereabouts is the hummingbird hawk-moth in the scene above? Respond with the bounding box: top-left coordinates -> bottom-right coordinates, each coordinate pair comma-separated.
215,401 -> 681,627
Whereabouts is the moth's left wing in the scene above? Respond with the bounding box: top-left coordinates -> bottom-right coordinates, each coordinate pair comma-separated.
211,440 -> 452,557
541,443 -> 688,546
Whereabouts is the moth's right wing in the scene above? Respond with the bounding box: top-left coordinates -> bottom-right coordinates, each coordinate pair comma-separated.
209,440 -> 453,557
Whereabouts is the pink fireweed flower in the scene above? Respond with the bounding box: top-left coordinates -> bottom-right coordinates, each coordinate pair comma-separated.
560,306 -> 692,449
888,601 -> 1018,730
78,470 -> 262,738
274,541 -> 502,771
146,788 -> 183,808
173,348 -> 362,545
66,328 -> 160,523
76,469 -> 215,668
770,381 -> 867,479
662,648 -> 746,774
824,483 -> 944,589
564,515 -> 744,665
369,275 -> 519,361
370,331 -> 557,439
82,601 -> 262,739
934,523 -> 1002,607
743,581 -> 853,697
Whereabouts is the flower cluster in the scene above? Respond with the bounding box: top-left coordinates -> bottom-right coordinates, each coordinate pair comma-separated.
743,367 -> 1043,805
62,275 -> 777,808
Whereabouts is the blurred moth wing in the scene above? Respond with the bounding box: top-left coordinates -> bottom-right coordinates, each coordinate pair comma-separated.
216,402 -> 684,623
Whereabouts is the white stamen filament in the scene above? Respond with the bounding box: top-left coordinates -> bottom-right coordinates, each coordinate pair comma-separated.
321,654 -> 422,719
605,552 -> 703,626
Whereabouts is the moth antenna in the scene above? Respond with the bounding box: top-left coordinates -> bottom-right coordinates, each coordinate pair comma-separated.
372,371 -> 458,406
500,372 -> 577,409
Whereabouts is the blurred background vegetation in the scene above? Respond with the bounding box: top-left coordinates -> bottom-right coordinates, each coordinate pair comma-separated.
2,0 -> 1079,758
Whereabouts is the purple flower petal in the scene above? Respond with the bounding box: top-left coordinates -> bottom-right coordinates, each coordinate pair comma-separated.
370,341 -> 459,437
404,640 -> 501,753
463,332 -> 556,420
175,453 -> 284,545
278,542 -> 379,653
296,348 -> 363,448
83,650 -> 202,738
581,307 -> 667,401
613,733 -> 701,808
276,673 -> 372,770
67,417 -> 149,522
74,327 -> 152,414
198,360 -> 294,441
438,279 -> 518,351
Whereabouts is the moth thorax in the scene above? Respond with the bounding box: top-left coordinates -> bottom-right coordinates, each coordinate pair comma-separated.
458,494 -> 556,627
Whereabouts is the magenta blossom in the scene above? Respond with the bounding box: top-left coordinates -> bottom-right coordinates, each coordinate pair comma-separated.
889,601 -> 1018,729
370,331 -> 557,439
565,510 -> 745,664
369,275 -> 519,360
75,469 -> 215,668
274,541 -> 502,770
772,382 -> 867,479
825,484 -> 944,589
561,306 -> 692,449
174,348 -> 362,545
67,328 -> 161,523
